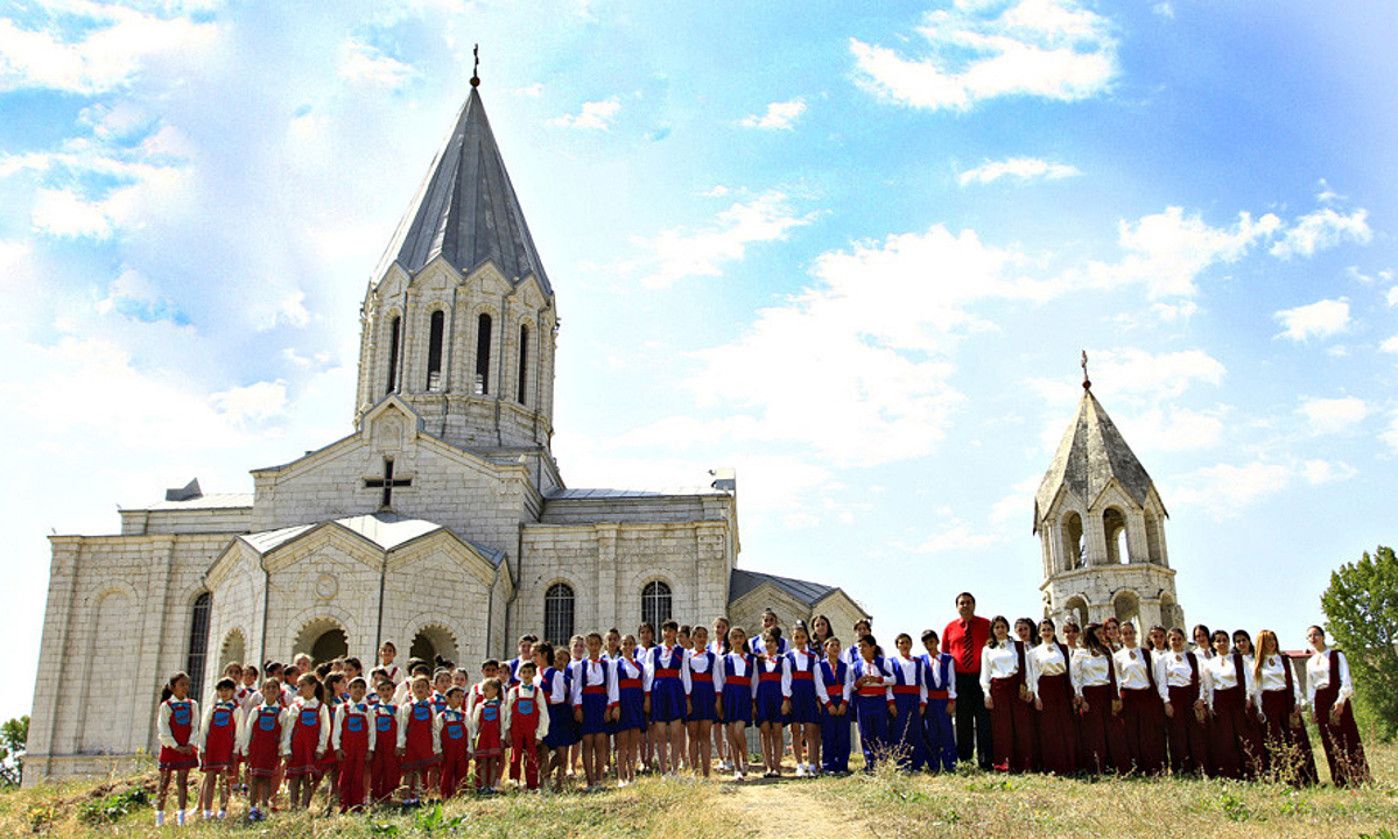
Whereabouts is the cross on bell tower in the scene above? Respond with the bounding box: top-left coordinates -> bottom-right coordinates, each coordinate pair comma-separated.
365,457 -> 412,509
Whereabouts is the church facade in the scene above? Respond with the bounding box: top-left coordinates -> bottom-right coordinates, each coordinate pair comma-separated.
24,84 -> 866,784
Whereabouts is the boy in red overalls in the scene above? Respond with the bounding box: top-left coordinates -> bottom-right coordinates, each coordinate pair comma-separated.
438,686 -> 471,798
370,678 -> 401,804
240,678 -> 284,821
334,677 -> 374,812
196,677 -> 241,821
395,676 -> 441,807
506,661 -> 550,789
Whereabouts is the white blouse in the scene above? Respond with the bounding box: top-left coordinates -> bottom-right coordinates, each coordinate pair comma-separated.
1202,654 -> 1254,711
1160,650 -> 1202,688
1113,647 -> 1168,701
979,643 -> 1022,694
884,654 -> 928,703
1252,654 -> 1304,711
1025,644 -> 1072,699
1070,649 -> 1114,698
1305,649 -> 1354,707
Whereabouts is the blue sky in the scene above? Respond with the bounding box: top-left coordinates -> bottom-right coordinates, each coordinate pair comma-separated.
2,1 -> 1396,721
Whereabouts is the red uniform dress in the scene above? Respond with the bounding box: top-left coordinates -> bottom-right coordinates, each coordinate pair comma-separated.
508,685 -> 543,789
245,704 -> 283,777
438,708 -> 470,798
370,702 -> 401,802
318,700 -> 341,779
285,700 -> 326,777
336,702 -> 372,811
200,700 -> 239,772
400,699 -> 440,771
473,699 -> 504,758
158,698 -> 200,771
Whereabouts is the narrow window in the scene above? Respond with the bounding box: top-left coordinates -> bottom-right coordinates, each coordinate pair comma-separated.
517,323 -> 530,404
544,583 -> 575,647
385,315 -> 401,394
186,592 -> 212,701
641,580 -> 672,630
475,313 -> 493,395
426,310 -> 445,391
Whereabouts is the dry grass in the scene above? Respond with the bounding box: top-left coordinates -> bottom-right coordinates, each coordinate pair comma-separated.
0,743 -> 1393,837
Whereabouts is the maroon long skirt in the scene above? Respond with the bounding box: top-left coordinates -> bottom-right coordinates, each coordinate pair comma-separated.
1119,687 -> 1166,774
1035,673 -> 1078,775
1207,686 -> 1253,779
1258,690 -> 1318,785
1314,684 -> 1370,787
1165,684 -> 1207,775
989,677 -> 1034,773
1077,685 -> 1125,774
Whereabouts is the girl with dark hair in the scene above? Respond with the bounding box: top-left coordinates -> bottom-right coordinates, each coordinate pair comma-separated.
1191,624 -> 1214,659
816,636 -> 851,774
886,632 -> 929,772
720,626 -> 758,781
195,677 -> 241,821
1202,630 -> 1254,779
709,616 -> 733,772
982,616 -> 1033,773
787,622 -> 822,776
1160,627 -> 1208,775
1071,623 -> 1125,774
1305,625 -> 1370,786
1026,619 -> 1077,776
156,672 -> 200,827
282,672 -> 330,809
851,634 -> 889,771
1113,622 -> 1166,774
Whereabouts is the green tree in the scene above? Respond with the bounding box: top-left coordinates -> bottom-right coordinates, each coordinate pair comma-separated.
1320,545 -> 1398,741
0,715 -> 28,787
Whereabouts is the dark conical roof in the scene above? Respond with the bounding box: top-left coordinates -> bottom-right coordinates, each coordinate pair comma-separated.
374,87 -> 551,294
1033,390 -> 1163,532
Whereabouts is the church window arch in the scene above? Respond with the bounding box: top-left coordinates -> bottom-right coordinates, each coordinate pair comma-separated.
409,623 -> 459,665
1112,589 -> 1140,627
1103,507 -> 1128,564
475,313 -> 493,395
1062,595 -> 1089,630
426,309 -> 446,391
219,628 -> 246,671
385,314 -> 402,394
517,322 -> 530,405
641,580 -> 672,630
544,582 -> 575,647
293,616 -> 349,665
186,591 -> 212,701
1061,512 -> 1084,571
1144,511 -> 1164,565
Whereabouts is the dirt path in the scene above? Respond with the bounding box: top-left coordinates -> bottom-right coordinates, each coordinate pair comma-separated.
712,773 -> 873,838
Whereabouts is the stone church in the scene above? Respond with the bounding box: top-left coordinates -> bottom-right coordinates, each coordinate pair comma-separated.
1035,366 -> 1184,632
24,81 -> 868,783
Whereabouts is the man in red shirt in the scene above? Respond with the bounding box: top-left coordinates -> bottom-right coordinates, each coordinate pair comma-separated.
943,591 -> 992,770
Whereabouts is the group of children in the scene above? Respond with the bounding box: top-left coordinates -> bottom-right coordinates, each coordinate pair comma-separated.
149,610 -> 1371,825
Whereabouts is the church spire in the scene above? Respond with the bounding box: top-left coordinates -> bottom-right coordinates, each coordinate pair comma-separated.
373,64 -> 552,295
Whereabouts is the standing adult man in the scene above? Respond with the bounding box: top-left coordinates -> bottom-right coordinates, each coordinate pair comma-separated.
943,592 -> 992,769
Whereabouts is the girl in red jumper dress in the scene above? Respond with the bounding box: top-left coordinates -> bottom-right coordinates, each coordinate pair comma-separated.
395,675 -> 441,806
239,678 -> 284,821
282,673 -> 330,809
370,678 -> 401,804
334,677 -> 374,812
320,672 -> 346,808
438,686 -> 471,798
471,678 -> 507,792
196,677 -> 241,821
156,672 -> 200,827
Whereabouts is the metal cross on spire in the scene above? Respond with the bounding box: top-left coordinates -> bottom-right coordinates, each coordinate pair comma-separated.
470,43 -> 480,88
1081,349 -> 1092,391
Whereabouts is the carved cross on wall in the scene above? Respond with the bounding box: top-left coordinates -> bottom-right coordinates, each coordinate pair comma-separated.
365,457 -> 412,508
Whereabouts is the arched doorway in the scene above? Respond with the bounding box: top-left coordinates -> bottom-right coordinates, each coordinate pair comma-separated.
219,629 -> 246,669
294,617 -> 349,664
410,624 -> 459,666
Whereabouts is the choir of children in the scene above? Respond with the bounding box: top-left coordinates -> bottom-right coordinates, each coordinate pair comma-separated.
147,613 -> 1370,825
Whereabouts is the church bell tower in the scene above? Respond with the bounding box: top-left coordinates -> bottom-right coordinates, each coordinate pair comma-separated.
353,63 -> 558,458
1034,354 -> 1183,631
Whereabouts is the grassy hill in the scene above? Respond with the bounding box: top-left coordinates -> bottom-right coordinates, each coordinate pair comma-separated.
2,743 -> 1395,837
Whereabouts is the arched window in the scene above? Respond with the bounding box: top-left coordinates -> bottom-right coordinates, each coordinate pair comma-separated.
426,310 -> 445,391
1103,508 -> 1128,564
544,583 -> 575,646
186,592 -> 212,700
641,580 -> 672,630
385,315 -> 402,394
475,313 -> 493,395
1061,513 -> 1084,570
1144,511 -> 1164,565
517,323 -> 530,405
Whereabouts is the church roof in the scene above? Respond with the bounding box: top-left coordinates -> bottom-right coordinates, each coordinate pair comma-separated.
373,87 -> 551,294
124,493 -> 254,512
729,569 -> 837,608
545,486 -> 728,500
1034,389 -> 1161,531
241,513 -> 505,565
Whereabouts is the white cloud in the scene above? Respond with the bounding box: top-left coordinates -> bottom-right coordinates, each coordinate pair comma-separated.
1297,395 -> 1368,435
210,380 -> 288,424
1315,178 -> 1343,204
0,4 -> 217,94
850,0 -> 1117,112
1380,336 -> 1398,354
1172,461 -> 1292,517
1116,405 -> 1226,452
1274,297 -> 1350,341
1269,207 -> 1371,259
1152,2 -> 1174,18
30,186 -> 117,238
1301,459 -> 1357,485
548,97 -> 621,130
1082,348 -> 1226,400
1387,285 -> 1398,307
907,516 -> 1003,554
95,268 -> 187,324
249,289 -> 312,331
958,157 -> 1081,186
738,97 -> 807,130
630,191 -> 815,289
513,82 -> 543,97
338,39 -> 416,89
